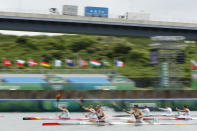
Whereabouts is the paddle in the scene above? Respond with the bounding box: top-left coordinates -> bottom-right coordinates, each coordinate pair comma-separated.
111,101 -> 131,117
56,92 -> 63,116
78,97 -> 91,118
78,97 -> 86,109
112,103 -> 158,117
111,102 -> 155,124
112,114 -> 131,117
56,92 -> 62,106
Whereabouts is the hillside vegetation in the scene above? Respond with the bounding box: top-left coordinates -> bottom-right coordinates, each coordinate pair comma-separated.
0,33 -> 195,79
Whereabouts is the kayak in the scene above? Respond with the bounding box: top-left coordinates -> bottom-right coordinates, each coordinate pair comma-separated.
42,121 -> 197,126
114,114 -> 197,117
143,117 -> 197,120
23,117 -> 89,120
23,117 -> 128,121
23,116 -> 196,121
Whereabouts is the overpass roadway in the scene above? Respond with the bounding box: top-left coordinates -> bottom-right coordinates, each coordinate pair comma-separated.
0,12 -> 197,39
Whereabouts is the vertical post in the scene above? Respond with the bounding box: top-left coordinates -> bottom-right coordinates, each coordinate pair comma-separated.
195,42 -> 197,62
75,53 -> 79,69
160,62 -> 169,88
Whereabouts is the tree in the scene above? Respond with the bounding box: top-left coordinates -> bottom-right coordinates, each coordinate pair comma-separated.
70,38 -> 95,52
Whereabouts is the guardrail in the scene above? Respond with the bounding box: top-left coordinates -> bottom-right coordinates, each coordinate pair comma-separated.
0,69 -> 117,74
0,8 -> 197,24
0,82 -> 135,90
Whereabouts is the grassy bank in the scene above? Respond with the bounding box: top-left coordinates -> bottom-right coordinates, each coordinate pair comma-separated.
0,34 -> 195,79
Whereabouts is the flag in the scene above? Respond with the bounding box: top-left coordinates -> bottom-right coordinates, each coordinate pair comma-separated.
78,59 -> 88,67
102,59 -> 110,67
191,60 -> 197,69
54,60 -> 62,67
41,61 -> 50,67
28,59 -> 38,66
66,59 -> 75,66
90,60 -> 101,67
115,60 -> 125,67
2,59 -> 11,66
15,59 -> 25,66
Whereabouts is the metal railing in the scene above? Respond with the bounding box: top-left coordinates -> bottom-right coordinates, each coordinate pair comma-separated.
0,8 -> 197,24
0,69 -> 117,74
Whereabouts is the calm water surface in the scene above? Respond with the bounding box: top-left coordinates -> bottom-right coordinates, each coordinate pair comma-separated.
0,112 -> 197,131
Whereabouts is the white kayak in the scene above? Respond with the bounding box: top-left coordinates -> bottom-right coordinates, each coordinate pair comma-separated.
23,116 -> 131,121
42,121 -> 197,126
23,116 -> 197,121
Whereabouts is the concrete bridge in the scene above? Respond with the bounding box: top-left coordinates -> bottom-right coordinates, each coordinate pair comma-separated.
0,12 -> 197,39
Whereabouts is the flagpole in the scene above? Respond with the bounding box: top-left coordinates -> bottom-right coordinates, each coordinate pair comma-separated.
114,57 -> 118,75
75,53 -> 79,69
103,59 -> 105,70
15,57 -> 17,69
40,57 -> 43,73
53,58 -> 56,69
64,58 -> 66,69
2,57 -> 4,70
2,57 -> 4,69
66,58 -> 69,69
28,57 -> 30,68
26,57 -> 28,68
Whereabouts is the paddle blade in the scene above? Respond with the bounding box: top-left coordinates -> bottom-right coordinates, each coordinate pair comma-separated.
56,93 -> 62,99
23,117 -> 31,120
112,115 -> 130,117
23,117 -> 40,120
80,97 -> 84,103
56,93 -> 63,102
42,123 -> 60,126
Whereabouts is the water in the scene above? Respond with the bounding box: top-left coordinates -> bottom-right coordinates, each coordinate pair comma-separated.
0,112 -> 196,131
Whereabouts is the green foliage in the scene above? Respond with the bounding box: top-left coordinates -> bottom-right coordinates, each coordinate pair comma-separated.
0,34 -> 195,79
112,43 -> 132,56
16,37 -> 38,50
69,37 -> 96,52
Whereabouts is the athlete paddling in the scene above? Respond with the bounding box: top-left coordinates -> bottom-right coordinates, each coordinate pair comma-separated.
143,106 -> 151,116
159,106 -> 173,116
95,105 -> 107,122
123,105 -> 144,123
58,106 -> 70,119
81,105 -> 98,121
176,105 -> 191,120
